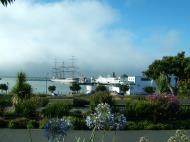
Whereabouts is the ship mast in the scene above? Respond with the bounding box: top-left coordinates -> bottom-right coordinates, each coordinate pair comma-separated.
52,58 -> 59,79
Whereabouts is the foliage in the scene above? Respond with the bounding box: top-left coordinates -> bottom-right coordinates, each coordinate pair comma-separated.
167,130 -> 190,142
177,79 -> 190,97
95,85 -> 108,92
0,96 -> 12,115
0,84 -> 8,93
0,119 -> 8,128
86,103 -> 127,130
15,99 -> 37,118
39,118 -> 48,129
44,118 -> 71,142
124,95 -> 180,122
8,118 -> 28,129
30,96 -> 49,107
69,117 -> 88,130
143,51 -> 190,81
155,73 -> 170,94
119,84 -> 129,93
73,98 -> 89,107
144,86 -> 155,94
70,83 -> 81,93
48,85 -> 56,93
69,110 -> 84,118
146,95 -> 180,122
0,0 -> 14,6
27,120 -> 38,129
12,72 -> 32,100
125,100 -> 154,120
42,102 -> 72,118
89,91 -> 113,110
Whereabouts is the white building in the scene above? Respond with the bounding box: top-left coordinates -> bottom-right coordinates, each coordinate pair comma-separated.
95,76 -> 125,84
85,74 -> 177,95
126,76 -> 155,95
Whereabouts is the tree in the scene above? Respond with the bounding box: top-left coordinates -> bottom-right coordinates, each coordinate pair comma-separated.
143,51 -> 190,82
48,85 -> 56,93
70,83 -> 81,94
95,84 -> 108,92
119,84 -> 129,94
1,0 -> 14,6
144,86 -> 155,94
12,72 -> 32,100
0,84 -> 8,94
155,73 -> 170,94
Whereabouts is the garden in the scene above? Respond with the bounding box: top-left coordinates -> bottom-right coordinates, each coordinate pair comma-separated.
0,72 -> 190,141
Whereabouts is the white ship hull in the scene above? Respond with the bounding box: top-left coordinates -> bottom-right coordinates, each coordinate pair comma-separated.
51,78 -> 78,84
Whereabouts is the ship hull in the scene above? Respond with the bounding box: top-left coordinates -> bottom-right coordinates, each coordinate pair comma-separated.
51,78 -> 78,84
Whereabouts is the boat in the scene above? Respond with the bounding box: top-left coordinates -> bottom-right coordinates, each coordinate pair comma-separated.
51,78 -> 79,84
51,57 -> 80,84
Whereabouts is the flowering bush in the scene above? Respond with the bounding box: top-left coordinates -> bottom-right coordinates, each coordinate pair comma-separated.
86,103 -> 127,130
146,95 -> 179,122
44,118 -> 71,142
167,130 -> 190,142
139,137 -> 150,142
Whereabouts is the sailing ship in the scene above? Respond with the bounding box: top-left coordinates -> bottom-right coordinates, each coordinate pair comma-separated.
51,57 -> 79,84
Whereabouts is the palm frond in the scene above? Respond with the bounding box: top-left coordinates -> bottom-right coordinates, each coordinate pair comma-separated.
1,0 -> 15,6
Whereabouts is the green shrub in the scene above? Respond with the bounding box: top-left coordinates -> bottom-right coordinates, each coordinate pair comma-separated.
126,121 -> 168,130
30,96 -> 49,107
90,92 -> 113,110
42,102 -> 72,118
8,118 -> 28,129
73,98 -> 89,107
70,110 -> 84,118
125,100 -> 154,120
145,123 -> 168,130
0,96 -> 12,115
70,117 -> 88,130
15,100 -> 36,118
0,119 -> 8,128
27,120 -> 38,129
39,118 -> 48,129
177,106 -> 190,119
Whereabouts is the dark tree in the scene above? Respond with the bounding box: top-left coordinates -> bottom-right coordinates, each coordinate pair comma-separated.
143,51 -> 190,82
95,84 -> 108,92
12,72 -> 32,99
0,84 -> 8,94
70,83 -> 81,93
119,84 -> 129,93
48,85 -> 56,93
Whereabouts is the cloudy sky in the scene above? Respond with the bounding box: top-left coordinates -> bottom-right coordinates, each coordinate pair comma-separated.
0,0 -> 190,77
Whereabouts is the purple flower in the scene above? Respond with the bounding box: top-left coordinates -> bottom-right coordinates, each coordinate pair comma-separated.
86,103 -> 127,130
44,118 -> 71,141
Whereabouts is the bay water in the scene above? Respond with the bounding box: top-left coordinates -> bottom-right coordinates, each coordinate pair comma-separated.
0,78 -> 86,95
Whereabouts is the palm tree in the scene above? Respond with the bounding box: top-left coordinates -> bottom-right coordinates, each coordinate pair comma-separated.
1,0 -> 14,6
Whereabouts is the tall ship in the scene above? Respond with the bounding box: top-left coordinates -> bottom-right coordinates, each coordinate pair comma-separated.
51,56 -> 79,84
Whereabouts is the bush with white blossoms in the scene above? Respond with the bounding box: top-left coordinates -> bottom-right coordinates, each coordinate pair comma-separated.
86,103 -> 127,130
167,130 -> 190,142
44,118 -> 71,142
139,137 -> 151,142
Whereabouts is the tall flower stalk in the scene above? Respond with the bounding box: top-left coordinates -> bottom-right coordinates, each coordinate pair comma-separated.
44,118 -> 71,142
85,103 -> 127,142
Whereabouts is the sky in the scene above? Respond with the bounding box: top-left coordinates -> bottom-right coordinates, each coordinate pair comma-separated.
0,0 -> 190,77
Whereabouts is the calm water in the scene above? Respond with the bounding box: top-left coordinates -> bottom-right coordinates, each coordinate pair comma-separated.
0,129 -> 189,142
0,78 -> 86,95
